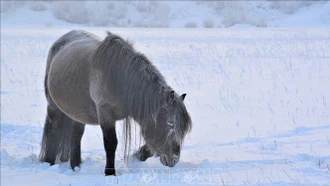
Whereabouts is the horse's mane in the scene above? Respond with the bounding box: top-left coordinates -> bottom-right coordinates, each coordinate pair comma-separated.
92,32 -> 170,160
92,31 -> 192,160
93,32 -> 169,122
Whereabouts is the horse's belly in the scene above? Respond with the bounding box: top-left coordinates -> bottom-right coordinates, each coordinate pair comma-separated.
48,50 -> 98,124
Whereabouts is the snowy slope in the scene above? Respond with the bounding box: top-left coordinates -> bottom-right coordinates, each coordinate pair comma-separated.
1,1 -> 330,28
1,28 -> 330,185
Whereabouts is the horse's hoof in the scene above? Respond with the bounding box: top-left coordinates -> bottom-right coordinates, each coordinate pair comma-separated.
105,168 -> 116,176
134,152 -> 147,161
134,152 -> 143,161
70,160 -> 81,170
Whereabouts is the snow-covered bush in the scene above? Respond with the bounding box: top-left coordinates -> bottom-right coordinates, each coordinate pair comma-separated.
136,1 -> 155,13
150,2 -> 170,27
251,17 -> 267,28
44,22 -> 52,27
133,1 -> 170,28
84,1 -> 112,26
268,1 -> 314,14
220,1 -> 268,28
49,1 -> 171,27
1,1 -> 26,13
185,21 -> 197,28
28,2 -> 48,12
84,1 -> 128,27
52,1 -> 89,24
1,1 -> 13,13
1,1 -> 49,13
206,1 -> 226,13
221,1 -> 248,27
203,18 -> 214,28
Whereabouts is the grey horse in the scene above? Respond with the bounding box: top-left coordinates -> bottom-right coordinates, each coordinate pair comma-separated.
39,30 -> 192,176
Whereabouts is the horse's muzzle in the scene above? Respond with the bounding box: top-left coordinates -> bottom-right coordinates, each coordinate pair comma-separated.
160,154 -> 179,167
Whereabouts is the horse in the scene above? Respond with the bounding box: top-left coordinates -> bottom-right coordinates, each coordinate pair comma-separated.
39,30 -> 192,176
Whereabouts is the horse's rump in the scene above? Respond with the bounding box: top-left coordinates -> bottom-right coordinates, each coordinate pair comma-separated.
47,30 -> 99,124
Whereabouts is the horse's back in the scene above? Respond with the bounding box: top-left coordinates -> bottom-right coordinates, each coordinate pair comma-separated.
46,30 -> 100,124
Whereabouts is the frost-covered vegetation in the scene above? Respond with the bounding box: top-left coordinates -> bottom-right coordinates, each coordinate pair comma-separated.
1,1 -> 329,28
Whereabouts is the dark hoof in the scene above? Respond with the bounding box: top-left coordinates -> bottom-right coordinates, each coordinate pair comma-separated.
105,168 -> 116,176
70,159 -> 81,170
43,158 -> 55,166
135,145 -> 154,162
135,151 -> 149,162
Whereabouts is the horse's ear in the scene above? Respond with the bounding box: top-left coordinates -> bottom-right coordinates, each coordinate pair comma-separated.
180,93 -> 187,101
166,91 -> 175,104
106,31 -> 112,36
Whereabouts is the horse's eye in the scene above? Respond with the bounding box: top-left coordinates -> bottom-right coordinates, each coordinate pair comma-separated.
175,144 -> 180,151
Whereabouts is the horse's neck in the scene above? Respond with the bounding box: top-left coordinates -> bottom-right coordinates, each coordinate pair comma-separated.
132,84 -> 167,123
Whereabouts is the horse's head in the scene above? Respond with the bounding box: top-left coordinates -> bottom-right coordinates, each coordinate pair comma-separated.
142,91 -> 192,167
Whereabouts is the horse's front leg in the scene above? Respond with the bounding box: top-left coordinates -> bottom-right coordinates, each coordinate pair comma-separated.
97,105 -> 118,176
101,125 -> 117,176
135,144 -> 154,161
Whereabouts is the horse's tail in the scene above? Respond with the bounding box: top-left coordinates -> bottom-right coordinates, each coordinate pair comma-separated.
39,106 -> 75,163
39,34 -> 85,168
123,117 -> 132,163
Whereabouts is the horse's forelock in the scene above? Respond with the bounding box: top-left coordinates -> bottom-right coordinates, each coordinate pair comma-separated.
175,99 -> 192,140
163,96 -> 192,145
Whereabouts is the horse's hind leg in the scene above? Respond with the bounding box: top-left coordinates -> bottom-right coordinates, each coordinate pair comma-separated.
39,105 -> 63,165
69,122 -> 85,169
39,104 -> 85,169
135,144 -> 154,161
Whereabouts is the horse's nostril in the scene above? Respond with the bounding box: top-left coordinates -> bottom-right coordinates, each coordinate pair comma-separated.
161,155 -> 169,166
172,155 -> 179,164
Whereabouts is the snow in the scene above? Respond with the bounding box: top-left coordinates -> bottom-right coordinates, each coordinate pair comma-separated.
1,28 -> 330,185
1,1 -> 330,186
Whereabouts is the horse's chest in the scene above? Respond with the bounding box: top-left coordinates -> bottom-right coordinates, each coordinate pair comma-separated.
89,73 -> 126,121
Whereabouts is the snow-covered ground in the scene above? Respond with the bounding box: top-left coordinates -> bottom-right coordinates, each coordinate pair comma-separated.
1,28 -> 330,185
1,1 -> 330,186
